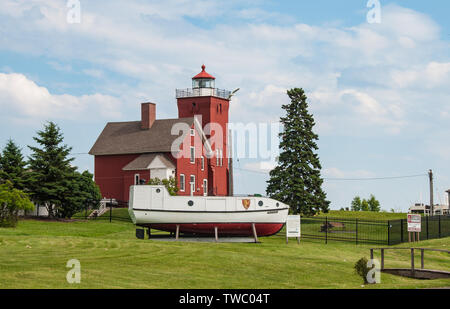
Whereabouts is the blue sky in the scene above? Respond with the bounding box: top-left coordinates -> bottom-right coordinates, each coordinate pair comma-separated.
0,0 -> 449,211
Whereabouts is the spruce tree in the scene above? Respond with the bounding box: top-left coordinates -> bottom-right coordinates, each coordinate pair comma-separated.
0,139 -> 28,190
58,170 -> 102,218
27,122 -> 75,217
266,88 -> 330,216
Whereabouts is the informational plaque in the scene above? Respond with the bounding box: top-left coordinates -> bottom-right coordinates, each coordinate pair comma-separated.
286,215 -> 301,244
407,214 -> 421,232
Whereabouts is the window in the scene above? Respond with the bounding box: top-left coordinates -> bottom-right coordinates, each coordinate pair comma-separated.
203,179 -> 208,196
190,175 -> 195,196
201,156 -> 205,171
216,149 -> 223,166
180,174 -> 185,192
190,128 -> 195,136
134,174 -> 140,185
190,146 -> 195,164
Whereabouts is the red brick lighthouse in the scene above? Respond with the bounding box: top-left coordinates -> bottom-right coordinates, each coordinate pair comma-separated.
176,65 -> 232,197
90,65 -> 233,202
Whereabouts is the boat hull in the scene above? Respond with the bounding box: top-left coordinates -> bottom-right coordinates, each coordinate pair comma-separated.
129,185 -> 290,237
140,222 -> 285,237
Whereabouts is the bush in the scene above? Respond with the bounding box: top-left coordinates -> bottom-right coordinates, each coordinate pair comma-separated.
354,257 -> 370,284
148,177 -> 178,196
0,181 -> 34,228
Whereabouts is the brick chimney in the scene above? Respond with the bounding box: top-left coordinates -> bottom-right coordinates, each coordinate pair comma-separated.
141,102 -> 156,129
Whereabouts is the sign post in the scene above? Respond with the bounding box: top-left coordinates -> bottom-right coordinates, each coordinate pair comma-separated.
407,214 -> 421,242
286,215 -> 301,244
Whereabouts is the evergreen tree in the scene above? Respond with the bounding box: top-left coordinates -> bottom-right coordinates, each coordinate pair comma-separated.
0,139 -> 28,190
27,122 -> 76,217
58,170 -> 102,218
266,88 -> 330,216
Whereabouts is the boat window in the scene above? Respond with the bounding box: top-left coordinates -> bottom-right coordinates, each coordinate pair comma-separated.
258,201 -> 263,207
276,202 -> 279,207
188,200 -> 194,207
156,188 -> 161,193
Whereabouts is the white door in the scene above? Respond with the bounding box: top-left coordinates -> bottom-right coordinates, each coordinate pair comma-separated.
203,179 -> 208,196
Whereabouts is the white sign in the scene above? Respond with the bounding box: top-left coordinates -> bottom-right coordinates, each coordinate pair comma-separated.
286,215 -> 301,238
407,214 -> 421,232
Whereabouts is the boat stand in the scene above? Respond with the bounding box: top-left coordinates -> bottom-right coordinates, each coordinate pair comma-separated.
251,223 -> 258,243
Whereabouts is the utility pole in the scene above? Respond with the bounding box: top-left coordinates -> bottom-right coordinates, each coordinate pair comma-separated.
429,170 -> 434,216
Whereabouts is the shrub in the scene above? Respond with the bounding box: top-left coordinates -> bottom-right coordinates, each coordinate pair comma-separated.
354,257 -> 370,284
0,181 -> 34,227
148,177 -> 178,196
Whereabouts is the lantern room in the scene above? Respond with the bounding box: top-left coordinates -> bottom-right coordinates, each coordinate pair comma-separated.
192,64 -> 216,89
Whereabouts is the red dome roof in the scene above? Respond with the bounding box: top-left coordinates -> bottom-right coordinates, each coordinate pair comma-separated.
192,64 -> 215,80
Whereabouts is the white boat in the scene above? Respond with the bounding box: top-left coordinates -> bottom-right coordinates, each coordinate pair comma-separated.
129,185 -> 289,237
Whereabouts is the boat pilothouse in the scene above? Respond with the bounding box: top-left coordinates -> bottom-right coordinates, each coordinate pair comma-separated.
129,185 -> 289,237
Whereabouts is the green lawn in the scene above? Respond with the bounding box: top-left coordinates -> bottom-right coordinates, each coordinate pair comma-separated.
315,210 -> 408,220
0,218 -> 448,289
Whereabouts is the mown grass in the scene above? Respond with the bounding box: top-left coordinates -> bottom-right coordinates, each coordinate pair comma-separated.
0,218 -> 449,289
315,210 -> 408,220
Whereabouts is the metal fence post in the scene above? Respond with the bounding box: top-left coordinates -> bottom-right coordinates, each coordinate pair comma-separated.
400,219 -> 404,243
355,218 -> 358,245
426,216 -> 429,240
325,217 -> 328,244
439,215 -> 441,238
387,220 -> 390,246
110,198 -> 113,223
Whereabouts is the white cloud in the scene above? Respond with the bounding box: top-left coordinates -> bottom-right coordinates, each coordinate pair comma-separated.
0,73 -> 122,121
243,161 -> 277,174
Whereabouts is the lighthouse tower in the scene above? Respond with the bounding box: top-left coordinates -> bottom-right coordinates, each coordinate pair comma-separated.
176,65 -> 232,196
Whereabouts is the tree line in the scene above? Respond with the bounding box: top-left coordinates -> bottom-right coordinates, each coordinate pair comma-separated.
0,121 -> 101,227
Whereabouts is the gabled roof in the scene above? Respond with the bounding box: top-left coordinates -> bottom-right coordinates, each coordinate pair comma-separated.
122,153 -> 175,171
89,118 -> 195,156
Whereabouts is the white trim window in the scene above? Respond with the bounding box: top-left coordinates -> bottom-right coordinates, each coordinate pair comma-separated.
201,156 -> 205,171
190,175 -> 195,196
203,179 -> 208,196
190,146 -> 195,164
216,149 -> 219,166
180,174 -> 185,192
190,128 -> 195,136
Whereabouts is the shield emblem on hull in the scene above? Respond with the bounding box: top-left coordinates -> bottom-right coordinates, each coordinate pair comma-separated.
242,199 -> 251,210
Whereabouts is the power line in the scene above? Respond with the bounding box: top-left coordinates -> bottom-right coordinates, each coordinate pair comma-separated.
323,174 -> 427,181
234,167 -> 427,181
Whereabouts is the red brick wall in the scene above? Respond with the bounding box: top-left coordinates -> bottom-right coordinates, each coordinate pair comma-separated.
177,96 -> 230,196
